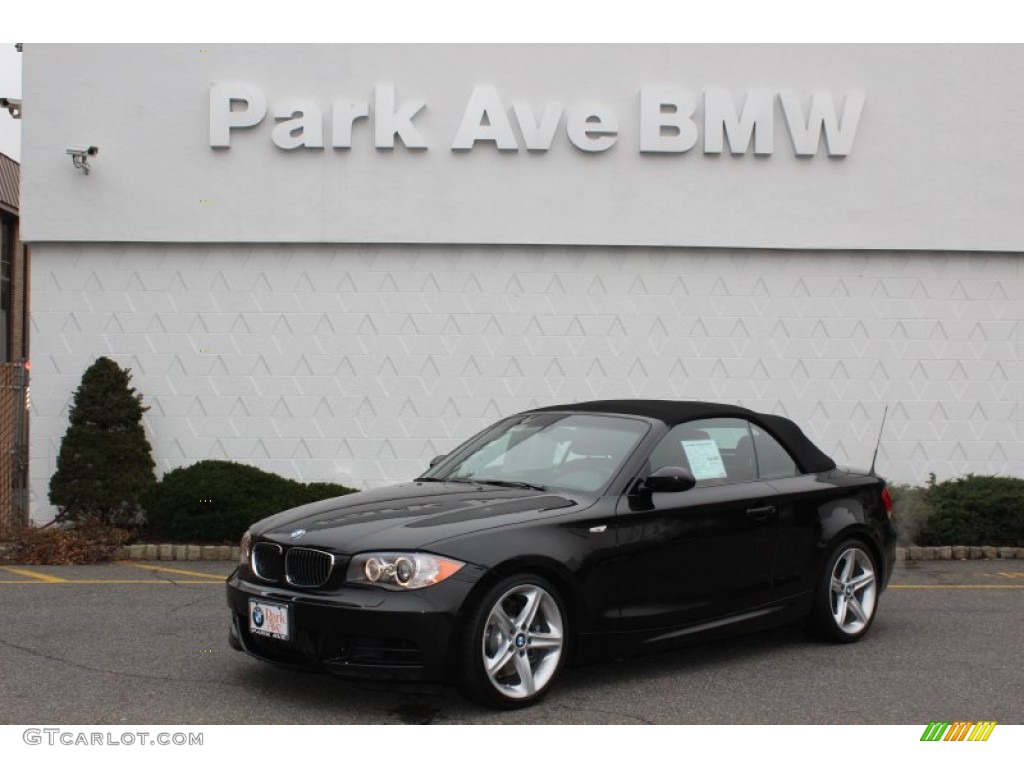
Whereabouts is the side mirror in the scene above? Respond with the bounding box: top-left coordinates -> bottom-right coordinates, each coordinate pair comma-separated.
429,454 -> 447,468
643,466 -> 696,493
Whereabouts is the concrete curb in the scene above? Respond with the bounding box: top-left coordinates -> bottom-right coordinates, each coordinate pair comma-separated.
115,544 -> 240,561
895,546 -> 1023,561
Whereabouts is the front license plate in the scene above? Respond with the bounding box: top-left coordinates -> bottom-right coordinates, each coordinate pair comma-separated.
249,599 -> 290,641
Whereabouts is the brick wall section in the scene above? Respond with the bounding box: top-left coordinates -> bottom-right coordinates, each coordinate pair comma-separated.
28,243 -> 1024,523
0,363 -> 28,535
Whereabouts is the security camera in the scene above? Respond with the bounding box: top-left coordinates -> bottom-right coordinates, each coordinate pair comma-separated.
66,145 -> 98,157
0,97 -> 21,119
66,145 -> 99,174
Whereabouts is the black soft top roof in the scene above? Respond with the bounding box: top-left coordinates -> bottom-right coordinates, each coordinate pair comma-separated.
526,399 -> 836,474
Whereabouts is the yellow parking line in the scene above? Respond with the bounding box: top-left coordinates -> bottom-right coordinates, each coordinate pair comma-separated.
0,566 -> 68,583
890,584 -> 1024,589
69,579 -> 224,585
119,562 -> 226,580
0,579 -> 224,585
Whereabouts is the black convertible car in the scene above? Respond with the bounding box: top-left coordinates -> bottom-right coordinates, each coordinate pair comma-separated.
227,400 -> 896,708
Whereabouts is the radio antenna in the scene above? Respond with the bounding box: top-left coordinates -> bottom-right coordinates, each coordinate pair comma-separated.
869,405 -> 888,476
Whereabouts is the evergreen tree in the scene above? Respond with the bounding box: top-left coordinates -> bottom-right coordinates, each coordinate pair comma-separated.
48,357 -> 156,526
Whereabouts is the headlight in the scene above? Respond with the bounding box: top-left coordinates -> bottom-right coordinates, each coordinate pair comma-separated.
239,530 -> 253,567
346,552 -> 464,590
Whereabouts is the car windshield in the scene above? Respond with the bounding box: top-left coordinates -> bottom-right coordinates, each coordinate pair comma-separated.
428,413 -> 650,493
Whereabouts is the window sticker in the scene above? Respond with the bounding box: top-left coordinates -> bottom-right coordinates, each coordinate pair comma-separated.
681,439 -> 728,480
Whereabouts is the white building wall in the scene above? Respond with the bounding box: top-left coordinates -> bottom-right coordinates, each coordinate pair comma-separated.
30,242 -> 1023,522
21,44 -> 1024,252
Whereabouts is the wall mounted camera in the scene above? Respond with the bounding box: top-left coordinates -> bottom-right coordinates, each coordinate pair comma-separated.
66,145 -> 99,174
0,97 -> 21,119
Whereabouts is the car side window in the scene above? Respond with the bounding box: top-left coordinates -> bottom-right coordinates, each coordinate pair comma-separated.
649,418 -> 758,485
750,425 -> 798,480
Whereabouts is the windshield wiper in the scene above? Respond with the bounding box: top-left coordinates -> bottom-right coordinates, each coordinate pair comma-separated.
415,477 -> 547,492
471,479 -> 548,492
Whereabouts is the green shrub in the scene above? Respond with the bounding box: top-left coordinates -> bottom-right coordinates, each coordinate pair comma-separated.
888,483 -> 934,546
142,460 -> 357,543
917,474 -> 1024,547
48,357 -> 156,527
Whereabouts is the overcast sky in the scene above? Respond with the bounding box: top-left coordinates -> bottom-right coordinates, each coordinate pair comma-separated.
0,44 -> 21,161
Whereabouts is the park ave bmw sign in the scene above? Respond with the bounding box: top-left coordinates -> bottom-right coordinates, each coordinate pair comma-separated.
210,83 -> 864,157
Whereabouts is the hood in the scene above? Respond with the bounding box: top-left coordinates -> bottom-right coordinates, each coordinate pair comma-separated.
250,481 -> 584,552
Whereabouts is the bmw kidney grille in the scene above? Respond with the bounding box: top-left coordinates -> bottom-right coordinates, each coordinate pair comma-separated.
285,547 -> 335,588
251,542 -> 333,588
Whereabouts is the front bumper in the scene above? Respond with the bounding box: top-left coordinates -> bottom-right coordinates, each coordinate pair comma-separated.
226,567 -> 478,682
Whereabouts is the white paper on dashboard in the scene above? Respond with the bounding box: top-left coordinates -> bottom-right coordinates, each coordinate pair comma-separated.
680,439 -> 728,480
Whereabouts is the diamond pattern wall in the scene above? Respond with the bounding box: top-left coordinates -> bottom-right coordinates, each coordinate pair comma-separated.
29,244 -> 1023,522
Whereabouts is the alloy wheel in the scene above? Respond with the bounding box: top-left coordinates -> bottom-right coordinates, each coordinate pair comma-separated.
480,583 -> 565,700
829,546 -> 877,635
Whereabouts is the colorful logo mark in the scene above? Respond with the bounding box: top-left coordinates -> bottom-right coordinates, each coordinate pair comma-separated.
920,721 -> 997,742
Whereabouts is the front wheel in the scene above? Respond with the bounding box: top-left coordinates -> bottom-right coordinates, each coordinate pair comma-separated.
808,540 -> 879,643
455,574 -> 568,709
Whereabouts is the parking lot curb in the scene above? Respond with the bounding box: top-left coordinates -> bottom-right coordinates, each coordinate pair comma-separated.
115,544 -> 240,561
895,546 -> 1023,561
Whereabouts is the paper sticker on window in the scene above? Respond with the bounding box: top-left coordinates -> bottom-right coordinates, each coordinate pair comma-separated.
681,439 -> 728,480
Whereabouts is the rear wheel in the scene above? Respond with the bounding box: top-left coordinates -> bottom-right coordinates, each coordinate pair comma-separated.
456,574 -> 568,709
809,540 -> 879,643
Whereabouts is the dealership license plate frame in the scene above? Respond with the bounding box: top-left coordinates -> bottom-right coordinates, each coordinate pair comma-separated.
249,598 -> 290,641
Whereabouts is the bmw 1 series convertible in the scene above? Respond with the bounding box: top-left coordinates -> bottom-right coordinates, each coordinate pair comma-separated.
227,399 -> 896,708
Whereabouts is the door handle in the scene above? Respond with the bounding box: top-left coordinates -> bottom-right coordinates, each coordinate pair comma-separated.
746,505 -> 776,521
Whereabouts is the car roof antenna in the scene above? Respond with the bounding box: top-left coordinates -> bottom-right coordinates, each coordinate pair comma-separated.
869,405 -> 888,477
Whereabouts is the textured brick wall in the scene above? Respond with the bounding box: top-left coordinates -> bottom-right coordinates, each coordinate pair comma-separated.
29,243 -> 1023,522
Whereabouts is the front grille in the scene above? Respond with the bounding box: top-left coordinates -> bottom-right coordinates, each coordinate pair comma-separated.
252,542 -> 284,581
285,547 -> 335,588
250,540 -> 336,588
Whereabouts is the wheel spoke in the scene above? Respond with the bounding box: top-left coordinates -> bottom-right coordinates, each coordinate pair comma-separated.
849,571 -> 875,591
839,552 -> 855,582
528,630 -> 562,650
831,577 -> 845,593
847,595 -> 868,625
833,594 -> 848,627
485,643 -> 516,676
513,651 -> 536,696
491,606 -> 516,635
516,588 -> 542,629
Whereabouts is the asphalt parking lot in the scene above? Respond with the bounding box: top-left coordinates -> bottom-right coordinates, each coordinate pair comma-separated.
0,559 -> 1020,725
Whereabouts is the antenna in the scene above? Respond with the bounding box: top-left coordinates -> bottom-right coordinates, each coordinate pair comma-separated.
869,405 -> 888,476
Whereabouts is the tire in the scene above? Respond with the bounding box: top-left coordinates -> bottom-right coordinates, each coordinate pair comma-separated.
808,539 -> 880,643
455,574 -> 569,709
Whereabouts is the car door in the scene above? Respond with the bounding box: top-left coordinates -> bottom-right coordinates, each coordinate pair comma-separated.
610,418 -> 781,633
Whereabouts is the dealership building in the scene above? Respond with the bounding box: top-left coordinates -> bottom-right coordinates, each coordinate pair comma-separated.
20,44 -> 1024,523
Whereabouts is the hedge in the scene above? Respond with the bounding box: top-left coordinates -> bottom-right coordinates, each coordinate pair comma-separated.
915,474 -> 1024,547
143,460 -> 356,543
